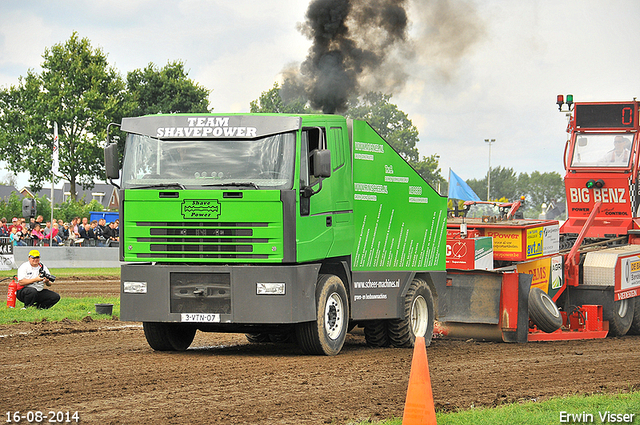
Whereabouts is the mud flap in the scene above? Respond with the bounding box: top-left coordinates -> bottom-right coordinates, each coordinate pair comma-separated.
501,272 -> 531,343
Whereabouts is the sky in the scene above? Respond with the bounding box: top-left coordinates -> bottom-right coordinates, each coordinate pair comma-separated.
1,0 -> 639,193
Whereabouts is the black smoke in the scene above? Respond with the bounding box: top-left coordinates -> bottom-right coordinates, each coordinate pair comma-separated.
288,0 -> 485,114
296,0 -> 410,114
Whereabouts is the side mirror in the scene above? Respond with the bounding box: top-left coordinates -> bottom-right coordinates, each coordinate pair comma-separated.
312,149 -> 331,178
104,143 -> 120,180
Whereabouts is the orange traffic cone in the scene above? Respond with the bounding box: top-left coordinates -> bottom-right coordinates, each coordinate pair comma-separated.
401,336 -> 437,425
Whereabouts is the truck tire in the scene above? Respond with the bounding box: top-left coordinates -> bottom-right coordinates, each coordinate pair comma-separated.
605,298 -> 634,337
388,278 -> 435,348
143,322 -> 196,351
528,287 -> 563,333
245,333 -> 270,343
628,298 -> 640,335
295,274 -> 349,356
364,320 -> 390,347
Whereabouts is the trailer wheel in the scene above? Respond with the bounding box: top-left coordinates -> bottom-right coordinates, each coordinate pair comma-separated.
364,320 -> 390,347
143,322 -> 196,351
605,297 -> 634,337
528,287 -> 562,333
628,298 -> 640,335
388,278 -> 435,348
295,274 -> 349,356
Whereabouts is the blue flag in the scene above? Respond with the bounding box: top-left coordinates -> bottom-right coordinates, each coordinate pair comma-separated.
448,169 -> 481,201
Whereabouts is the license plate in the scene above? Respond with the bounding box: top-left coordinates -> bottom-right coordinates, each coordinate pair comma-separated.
181,313 -> 221,323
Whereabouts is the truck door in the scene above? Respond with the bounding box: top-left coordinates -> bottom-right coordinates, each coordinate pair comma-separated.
297,126 -> 334,262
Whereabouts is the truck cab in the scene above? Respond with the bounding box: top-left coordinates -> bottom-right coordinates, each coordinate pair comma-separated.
561,101 -> 639,239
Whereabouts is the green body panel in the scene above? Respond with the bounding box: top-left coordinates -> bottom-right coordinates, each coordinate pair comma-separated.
295,116 -> 354,263
122,189 -> 284,263
351,120 -> 446,271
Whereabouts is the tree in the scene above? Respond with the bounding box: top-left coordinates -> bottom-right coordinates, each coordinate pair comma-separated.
346,92 -> 445,188
346,92 -> 419,162
126,61 -> 210,116
467,166 -> 519,201
249,82 -> 311,114
0,32 -> 127,200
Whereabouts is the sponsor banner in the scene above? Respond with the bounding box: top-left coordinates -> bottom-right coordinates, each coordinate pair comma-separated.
517,257 -> 551,292
526,227 -> 544,259
618,255 -> 640,301
485,228 -> 521,260
446,237 -> 493,270
543,225 -> 560,256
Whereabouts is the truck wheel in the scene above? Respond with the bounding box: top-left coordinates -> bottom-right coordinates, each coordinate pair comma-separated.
605,297 -> 634,337
295,274 -> 349,356
528,287 -> 563,333
388,278 -> 435,348
143,322 -> 196,351
628,298 -> 640,335
245,333 -> 270,343
364,320 -> 390,347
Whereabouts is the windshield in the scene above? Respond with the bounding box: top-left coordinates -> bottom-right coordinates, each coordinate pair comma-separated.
121,132 -> 296,189
570,133 -> 634,168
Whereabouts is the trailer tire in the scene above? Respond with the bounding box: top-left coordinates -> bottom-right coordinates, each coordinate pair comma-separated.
528,287 -> 562,333
605,297 -> 634,337
628,298 -> 640,335
364,320 -> 390,347
295,274 -> 349,356
388,278 -> 435,348
143,322 -> 196,351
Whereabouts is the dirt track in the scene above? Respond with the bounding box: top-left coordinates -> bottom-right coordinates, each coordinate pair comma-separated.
1,279 -> 639,424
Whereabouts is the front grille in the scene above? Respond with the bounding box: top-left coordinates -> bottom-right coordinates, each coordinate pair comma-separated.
170,272 -> 231,314
134,221 -> 277,261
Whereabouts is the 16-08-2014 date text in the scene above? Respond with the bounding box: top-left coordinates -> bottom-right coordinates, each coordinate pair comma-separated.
5,411 -> 80,423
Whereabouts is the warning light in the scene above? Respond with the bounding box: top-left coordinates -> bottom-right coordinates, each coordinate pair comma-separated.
557,94 -> 564,111
566,94 -> 574,105
586,179 -> 604,189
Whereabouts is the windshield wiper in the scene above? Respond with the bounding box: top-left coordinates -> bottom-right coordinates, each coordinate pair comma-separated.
202,182 -> 260,189
131,183 -> 186,190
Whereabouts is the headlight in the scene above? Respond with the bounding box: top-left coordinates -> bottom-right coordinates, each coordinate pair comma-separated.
123,281 -> 147,294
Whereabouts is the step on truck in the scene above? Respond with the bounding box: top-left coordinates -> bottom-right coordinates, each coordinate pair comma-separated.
104,114 -> 448,355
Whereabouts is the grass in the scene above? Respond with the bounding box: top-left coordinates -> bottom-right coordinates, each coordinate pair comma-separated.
1,296 -> 120,323
0,267 -> 120,324
348,391 -> 640,425
0,267 -> 120,279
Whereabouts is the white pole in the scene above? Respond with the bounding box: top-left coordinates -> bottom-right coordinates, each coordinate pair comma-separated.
485,139 -> 495,201
50,123 -> 58,246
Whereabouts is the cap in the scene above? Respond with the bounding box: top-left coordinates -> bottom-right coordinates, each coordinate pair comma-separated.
28,249 -> 40,258
12,217 -> 17,222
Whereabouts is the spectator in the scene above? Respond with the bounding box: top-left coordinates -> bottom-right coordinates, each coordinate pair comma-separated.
57,220 -> 68,242
103,221 -> 119,244
43,221 -> 62,246
81,217 -> 88,228
26,217 -> 36,232
10,227 -> 26,246
98,218 -> 107,235
9,217 -> 20,233
31,223 -> 45,245
0,218 -> 8,237
70,217 -> 80,239
16,249 -> 60,309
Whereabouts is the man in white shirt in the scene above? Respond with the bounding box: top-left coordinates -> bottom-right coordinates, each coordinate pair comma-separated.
16,249 -> 60,309
601,136 -> 631,164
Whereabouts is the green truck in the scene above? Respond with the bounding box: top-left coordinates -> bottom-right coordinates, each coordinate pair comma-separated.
104,113 -> 447,355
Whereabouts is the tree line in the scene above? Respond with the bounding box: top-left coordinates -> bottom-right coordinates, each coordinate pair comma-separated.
0,33 -> 564,215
